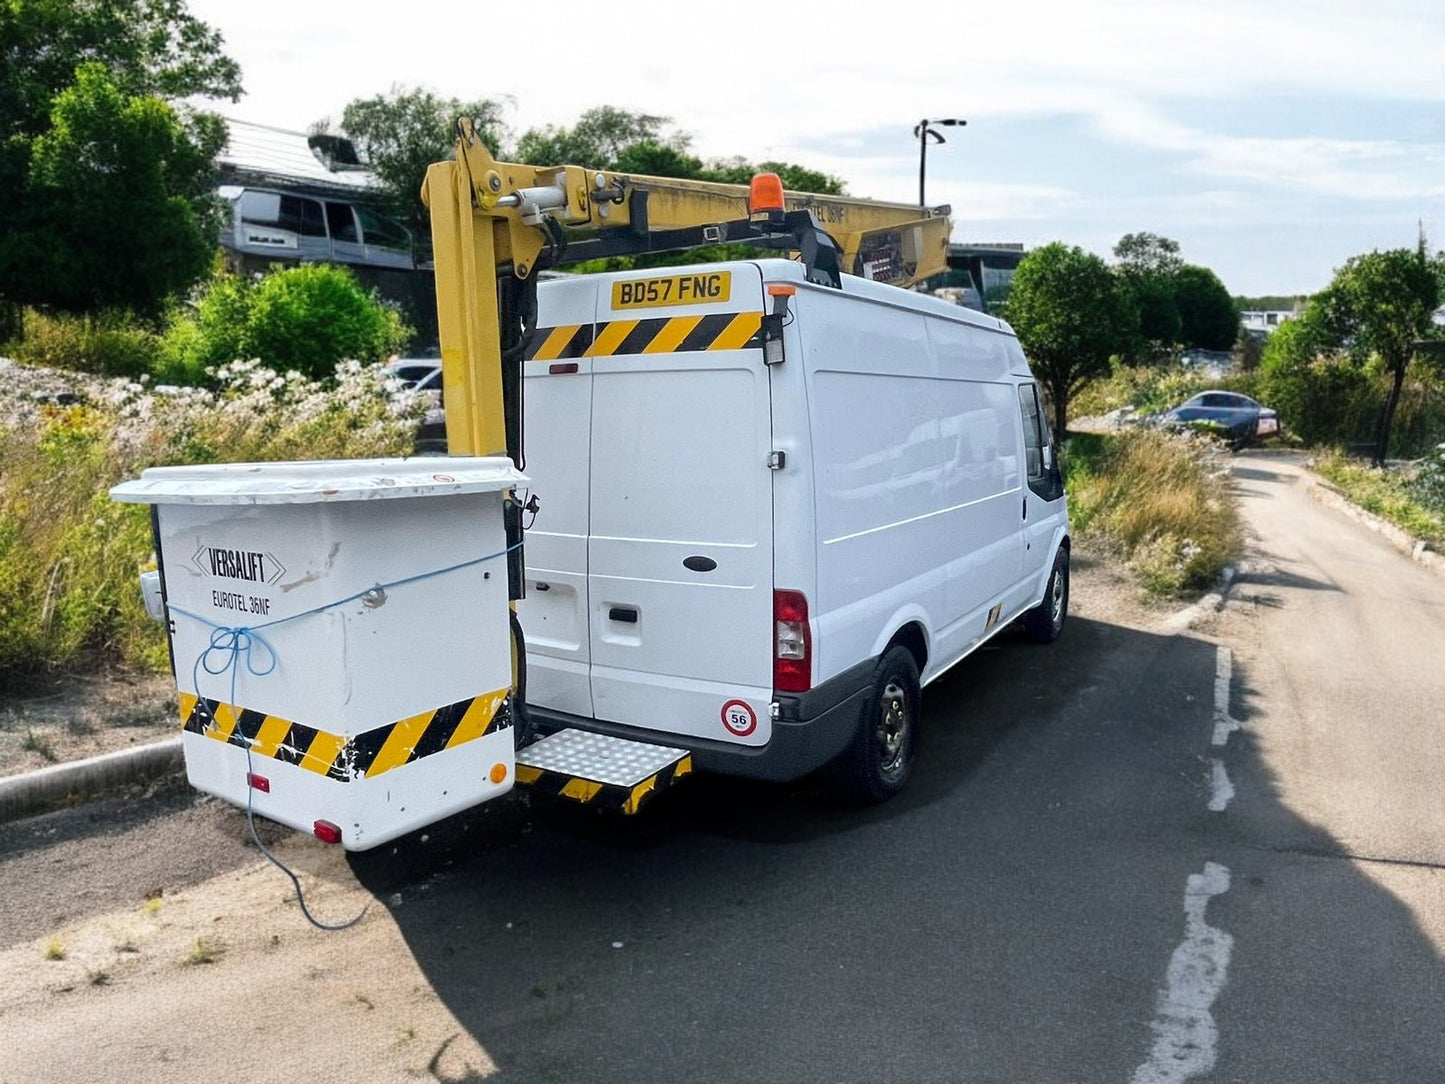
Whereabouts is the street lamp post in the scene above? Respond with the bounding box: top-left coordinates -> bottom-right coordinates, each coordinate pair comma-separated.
914,117 -> 966,206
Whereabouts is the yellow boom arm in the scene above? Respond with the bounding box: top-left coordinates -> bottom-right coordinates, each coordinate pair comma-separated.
422,119 -> 953,463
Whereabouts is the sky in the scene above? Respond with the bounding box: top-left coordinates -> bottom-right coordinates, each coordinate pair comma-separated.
186,0 -> 1445,297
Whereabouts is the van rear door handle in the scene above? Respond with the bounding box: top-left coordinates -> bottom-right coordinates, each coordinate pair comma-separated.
608,606 -> 639,624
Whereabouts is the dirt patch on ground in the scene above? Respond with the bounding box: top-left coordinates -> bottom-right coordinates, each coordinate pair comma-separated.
0,669 -> 178,778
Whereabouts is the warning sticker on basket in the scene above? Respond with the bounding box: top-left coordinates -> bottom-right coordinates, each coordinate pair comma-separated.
721,699 -> 757,737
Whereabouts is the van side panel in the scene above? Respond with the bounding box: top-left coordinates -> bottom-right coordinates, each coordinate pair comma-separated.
797,286 -> 1025,686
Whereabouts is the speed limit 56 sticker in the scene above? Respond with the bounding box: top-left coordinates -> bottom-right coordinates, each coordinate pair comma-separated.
721,699 -> 757,737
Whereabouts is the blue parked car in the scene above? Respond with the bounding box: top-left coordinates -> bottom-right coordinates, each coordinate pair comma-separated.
1158,390 -> 1280,446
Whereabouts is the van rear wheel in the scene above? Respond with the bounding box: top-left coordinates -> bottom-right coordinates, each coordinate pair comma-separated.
1022,547 -> 1069,644
826,646 -> 920,803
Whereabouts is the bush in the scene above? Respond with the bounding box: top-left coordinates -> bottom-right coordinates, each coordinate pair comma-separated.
1257,348 -> 1376,448
0,361 -> 427,686
6,310 -> 161,379
1410,445 -> 1445,516
1062,428 -> 1240,596
1314,450 -> 1445,547
161,265 -> 411,382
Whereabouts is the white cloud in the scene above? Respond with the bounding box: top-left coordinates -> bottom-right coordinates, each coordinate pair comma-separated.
181,0 -> 1445,291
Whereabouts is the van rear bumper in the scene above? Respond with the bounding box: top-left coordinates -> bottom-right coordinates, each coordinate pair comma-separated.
525,657 -> 874,783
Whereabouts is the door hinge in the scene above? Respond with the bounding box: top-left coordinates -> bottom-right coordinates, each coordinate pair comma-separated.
767,451 -> 787,470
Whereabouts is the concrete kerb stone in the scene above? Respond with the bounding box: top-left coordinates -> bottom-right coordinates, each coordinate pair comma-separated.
1164,564 -> 1238,633
0,737 -> 182,825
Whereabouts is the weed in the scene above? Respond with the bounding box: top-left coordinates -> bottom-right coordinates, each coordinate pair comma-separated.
0,361 -> 424,686
44,938 -> 66,961
21,728 -> 57,761
185,938 -> 221,965
1062,429 -> 1240,597
142,896 -> 164,916
1314,451 -> 1445,547
65,712 -> 97,736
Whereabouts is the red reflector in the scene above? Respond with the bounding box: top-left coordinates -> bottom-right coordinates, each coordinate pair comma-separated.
773,589 -> 812,693
313,820 -> 342,845
549,362 -> 579,375
246,773 -> 270,793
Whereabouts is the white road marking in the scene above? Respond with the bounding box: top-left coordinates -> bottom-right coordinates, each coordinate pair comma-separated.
1212,647 -> 1241,747
1131,863 -> 1234,1084
1208,760 -> 1235,812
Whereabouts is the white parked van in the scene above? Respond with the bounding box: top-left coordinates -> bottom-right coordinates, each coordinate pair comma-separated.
516,257 -> 1069,801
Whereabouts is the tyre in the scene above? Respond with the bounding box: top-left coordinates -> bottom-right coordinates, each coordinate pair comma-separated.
827,645 -> 921,804
1022,546 -> 1069,644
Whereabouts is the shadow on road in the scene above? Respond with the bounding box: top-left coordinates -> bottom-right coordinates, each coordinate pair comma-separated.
346,612 -> 1445,1083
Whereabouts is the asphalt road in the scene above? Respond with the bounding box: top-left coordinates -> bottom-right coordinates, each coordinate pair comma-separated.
1,451 -> 1441,1083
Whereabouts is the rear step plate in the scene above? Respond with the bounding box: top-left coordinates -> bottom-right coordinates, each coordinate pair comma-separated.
515,729 -> 693,814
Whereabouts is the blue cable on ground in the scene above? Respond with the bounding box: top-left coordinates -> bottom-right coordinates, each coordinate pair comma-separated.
173,541 -> 521,932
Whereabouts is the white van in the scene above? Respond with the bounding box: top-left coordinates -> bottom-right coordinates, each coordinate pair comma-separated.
515,257 -> 1069,801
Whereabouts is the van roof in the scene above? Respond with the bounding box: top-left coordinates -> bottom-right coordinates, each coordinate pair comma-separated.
756,259 -> 1015,336
543,257 -> 1016,338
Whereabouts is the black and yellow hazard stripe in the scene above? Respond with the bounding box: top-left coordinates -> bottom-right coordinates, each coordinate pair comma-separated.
514,754 -> 694,816
177,689 -> 511,782
525,312 -> 763,363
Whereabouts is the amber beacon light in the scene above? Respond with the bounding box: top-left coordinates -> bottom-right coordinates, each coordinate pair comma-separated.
748,173 -> 786,216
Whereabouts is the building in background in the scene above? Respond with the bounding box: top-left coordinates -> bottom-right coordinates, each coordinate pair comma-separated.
1239,309 -> 1299,336
926,243 -> 1028,312
215,119 -> 437,346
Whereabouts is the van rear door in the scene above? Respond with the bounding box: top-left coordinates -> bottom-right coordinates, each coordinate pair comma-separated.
586,265 -> 775,747
517,277 -> 598,719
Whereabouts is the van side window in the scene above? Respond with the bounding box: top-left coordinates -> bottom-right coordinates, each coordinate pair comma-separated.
239,191 -> 326,238
1018,383 -> 1062,501
1018,383 -> 1045,483
325,202 -> 360,244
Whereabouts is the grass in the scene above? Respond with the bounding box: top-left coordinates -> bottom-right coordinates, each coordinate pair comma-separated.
1313,451 -> 1445,548
21,728 -> 57,761
1063,428 -> 1241,597
0,361 -> 424,688
44,938 -> 66,961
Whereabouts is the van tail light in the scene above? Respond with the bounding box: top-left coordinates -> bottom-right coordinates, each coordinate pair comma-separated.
774,589 -> 812,693
313,820 -> 343,845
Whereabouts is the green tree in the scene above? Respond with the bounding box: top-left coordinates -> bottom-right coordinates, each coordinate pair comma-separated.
512,106 -> 845,194
328,85 -> 506,244
1113,232 -> 1183,278
0,64 -> 223,315
1173,264 -> 1239,351
1314,246 -> 1443,465
1113,232 -> 1182,362
1006,242 -> 1133,442
514,106 -> 681,168
0,0 -> 239,319
1257,315 -> 1375,447
0,0 -> 240,139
